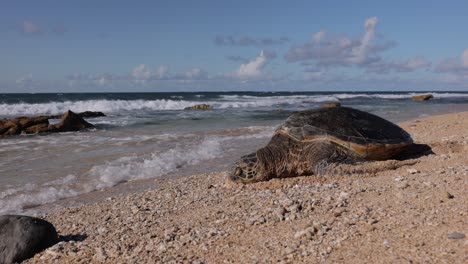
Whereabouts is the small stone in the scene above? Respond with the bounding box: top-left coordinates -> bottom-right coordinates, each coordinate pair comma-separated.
407,168 -> 419,174
333,208 -> 345,217
283,246 -> 296,255
395,181 -> 409,189
94,247 -> 107,261
164,229 -> 176,241
275,207 -> 286,221
447,233 -> 465,239
294,227 -> 316,239
325,182 -> 338,189
446,192 -> 454,199
383,239 -> 390,248
157,244 -> 167,252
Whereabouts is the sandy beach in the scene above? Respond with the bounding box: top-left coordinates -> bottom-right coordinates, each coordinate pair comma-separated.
23,111 -> 467,263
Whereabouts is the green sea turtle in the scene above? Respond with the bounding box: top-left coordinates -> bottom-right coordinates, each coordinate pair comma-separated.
229,107 -> 415,183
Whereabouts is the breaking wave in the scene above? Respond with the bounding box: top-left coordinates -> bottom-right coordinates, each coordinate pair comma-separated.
1,92 -> 467,116
0,126 -> 275,214
0,99 -> 195,116
0,137 -> 223,214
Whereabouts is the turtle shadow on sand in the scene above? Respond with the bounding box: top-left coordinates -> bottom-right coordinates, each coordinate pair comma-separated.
394,143 -> 434,160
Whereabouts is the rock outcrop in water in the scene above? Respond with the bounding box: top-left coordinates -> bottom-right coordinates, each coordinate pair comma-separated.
48,111 -> 106,119
0,215 -> 58,263
412,94 -> 433,101
184,104 -> 214,110
321,102 -> 341,108
0,110 -> 95,137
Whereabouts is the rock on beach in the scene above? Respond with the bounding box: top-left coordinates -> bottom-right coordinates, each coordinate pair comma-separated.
0,215 -> 58,263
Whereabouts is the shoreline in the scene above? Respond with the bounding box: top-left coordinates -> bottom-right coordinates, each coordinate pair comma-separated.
24,106 -> 468,215
22,110 -> 468,263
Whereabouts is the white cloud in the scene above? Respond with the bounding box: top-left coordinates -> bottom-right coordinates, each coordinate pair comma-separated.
16,74 -> 33,85
405,57 -> 431,70
285,16 -> 387,66
182,68 -> 207,79
22,21 -> 41,34
367,56 -> 431,74
435,48 -> 468,83
214,35 -> 289,47
131,64 -> 171,82
155,65 -> 169,79
97,76 -> 111,86
236,50 -> 267,78
285,16 -> 430,75
132,64 -> 152,81
350,17 -> 377,63
461,48 -> 468,67
312,30 -> 325,43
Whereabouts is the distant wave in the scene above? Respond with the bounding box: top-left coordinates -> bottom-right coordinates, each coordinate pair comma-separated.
0,96 -> 335,115
221,92 -> 468,100
0,99 -> 195,116
1,92 -> 467,116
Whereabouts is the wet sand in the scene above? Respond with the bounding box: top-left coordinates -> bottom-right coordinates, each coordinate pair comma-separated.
26,111 -> 467,263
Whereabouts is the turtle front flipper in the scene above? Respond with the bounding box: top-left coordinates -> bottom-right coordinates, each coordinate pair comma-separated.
301,141 -> 363,176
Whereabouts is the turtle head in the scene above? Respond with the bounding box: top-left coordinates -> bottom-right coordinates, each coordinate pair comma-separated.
228,152 -> 264,183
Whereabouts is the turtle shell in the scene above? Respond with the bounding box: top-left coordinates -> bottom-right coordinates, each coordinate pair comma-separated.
276,107 -> 413,160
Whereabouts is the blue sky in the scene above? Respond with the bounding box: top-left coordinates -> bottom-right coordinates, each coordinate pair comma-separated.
1,0 -> 468,92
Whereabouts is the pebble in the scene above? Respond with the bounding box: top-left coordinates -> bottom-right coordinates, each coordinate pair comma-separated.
383,239 -> 390,248
394,176 -> 404,182
447,233 -> 465,239
407,168 -> 419,174
294,227 -> 316,239
446,192 -> 454,199
395,181 -> 409,189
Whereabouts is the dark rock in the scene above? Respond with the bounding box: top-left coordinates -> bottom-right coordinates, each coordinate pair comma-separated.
16,116 -> 49,128
1,110 -> 95,137
23,123 -> 51,134
48,111 -> 105,120
412,94 -> 433,101
0,215 -> 58,263
77,111 -> 106,118
47,114 -> 62,119
50,110 -> 94,132
321,102 -> 341,108
446,192 -> 454,199
184,104 -> 214,110
0,120 -> 21,136
1,116 -> 49,136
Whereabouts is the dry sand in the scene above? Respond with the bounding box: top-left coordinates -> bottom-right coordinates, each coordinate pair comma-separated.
26,111 -> 467,263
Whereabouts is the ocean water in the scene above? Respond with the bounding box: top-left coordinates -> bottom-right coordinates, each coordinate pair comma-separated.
1,91 -> 468,214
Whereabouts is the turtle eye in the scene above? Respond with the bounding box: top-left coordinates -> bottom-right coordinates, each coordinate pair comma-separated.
234,167 -> 243,176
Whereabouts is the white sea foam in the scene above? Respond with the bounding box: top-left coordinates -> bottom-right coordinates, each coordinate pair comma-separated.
0,126 -> 279,214
89,138 -> 222,188
0,99 -> 195,116
0,137 -> 223,214
1,93 -> 467,116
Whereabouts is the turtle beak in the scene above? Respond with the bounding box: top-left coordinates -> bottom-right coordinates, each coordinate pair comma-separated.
227,167 -> 243,183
